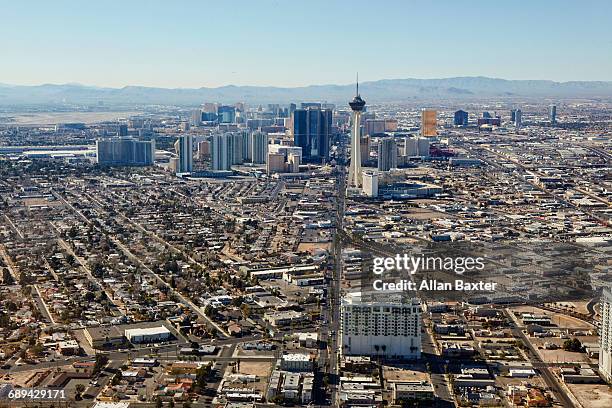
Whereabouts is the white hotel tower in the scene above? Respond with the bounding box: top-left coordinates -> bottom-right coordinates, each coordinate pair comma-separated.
347,80 -> 366,188
341,292 -> 421,359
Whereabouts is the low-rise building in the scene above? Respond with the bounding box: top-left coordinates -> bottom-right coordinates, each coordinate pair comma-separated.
84,326 -> 125,349
393,382 -> 435,404
280,353 -> 313,372
124,326 -> 172,344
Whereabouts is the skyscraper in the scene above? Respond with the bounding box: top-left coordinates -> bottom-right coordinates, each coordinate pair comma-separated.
118,124 -> 128,137
197,140 -> 210,159
292,107 -> 332,163
403,137 -> 429,157
191,109 -> 202,126
377,137 -> 397,171
600,286 -> 612,383
347,80 -> 366,188
96,138 -> 155,166
549,105 -> 557,124
241,130 -> 251,162
362,171 -> 379,197
228,132 -> 244,165
218,105 -> 236,123
421,109 -> 437,137
360,136 -> 370,164
453,110 -> 468,126
212,133 -> 231,171
514,109 -> 522,128
250,131 -> 268,164
176,135 -> 193,173
340,292 -> 421,359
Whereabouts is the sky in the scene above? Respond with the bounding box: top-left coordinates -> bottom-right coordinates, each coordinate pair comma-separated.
1,0 -> 611,88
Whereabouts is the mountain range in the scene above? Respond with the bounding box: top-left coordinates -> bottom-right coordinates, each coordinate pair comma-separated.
1,77 -> 612,106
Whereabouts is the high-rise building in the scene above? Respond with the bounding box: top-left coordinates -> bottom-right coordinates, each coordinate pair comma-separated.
287,153 -> 300,173
600,286 -> 612,383
202,103 -> 217,113
301,102 -> 321,109
267,152 -> 286,174
268,145 -> 303,162
211,134 -> 232,171
403,137 -> 417,157
360,136 -> 370,164
176,135 -> 193,173
168,157 -> 179,173
365,119 -> 398,135
117,124 -> 128,137
202,112 -> 217,122
96,138 -> 155,166
403,137 -> 429,157
218,105 -> 236,123
362,171 -> 379,197
191,110 -> 202,126
549,105 -> 557,124
377,137 -> 397,171
228,132 -> 244,164
482,111 -> 492,119
421,109 -> 437,137
477,117 -> 501,126
418,137 -> 430,157
514,109 -> 522,128
347,82 -> 366,188
250,131 -> 268,164
340,292 -> 421,359
292,107 -> 332,162
454,110 -> 468,126
197,140 -> 210,159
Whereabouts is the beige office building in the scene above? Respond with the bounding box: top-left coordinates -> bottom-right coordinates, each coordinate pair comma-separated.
267,152 -> 286,174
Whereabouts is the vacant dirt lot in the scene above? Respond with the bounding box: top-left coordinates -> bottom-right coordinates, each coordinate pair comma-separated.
568,384 -> 612,408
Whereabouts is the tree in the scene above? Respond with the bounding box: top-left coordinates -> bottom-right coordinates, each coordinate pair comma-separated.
240,304 -> 251,319
111,372 -> 122,386
193,364 -> 209,393
94,354 -> 108,374
31,343 -> 44,356
2,269 -> 14,285
75,383 -> 85,397
204,304 -> 214,317
68,225 -> 79,239
562,338 -> 583,352
0,312 -> 10,329
92,262 -> 104,278
155,396 -> 163,408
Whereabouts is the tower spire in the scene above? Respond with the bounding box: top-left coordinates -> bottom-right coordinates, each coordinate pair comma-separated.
356,72 -> 359,96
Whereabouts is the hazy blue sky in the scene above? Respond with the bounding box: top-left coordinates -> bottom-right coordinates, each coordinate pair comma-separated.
2,0 -> 611,88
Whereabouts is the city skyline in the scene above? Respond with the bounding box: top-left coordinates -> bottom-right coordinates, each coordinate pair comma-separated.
2,0 -> 612,88
0,2 -> 610,406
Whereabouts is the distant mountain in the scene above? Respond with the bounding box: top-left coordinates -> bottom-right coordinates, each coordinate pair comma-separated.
1,77 -> 611,106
